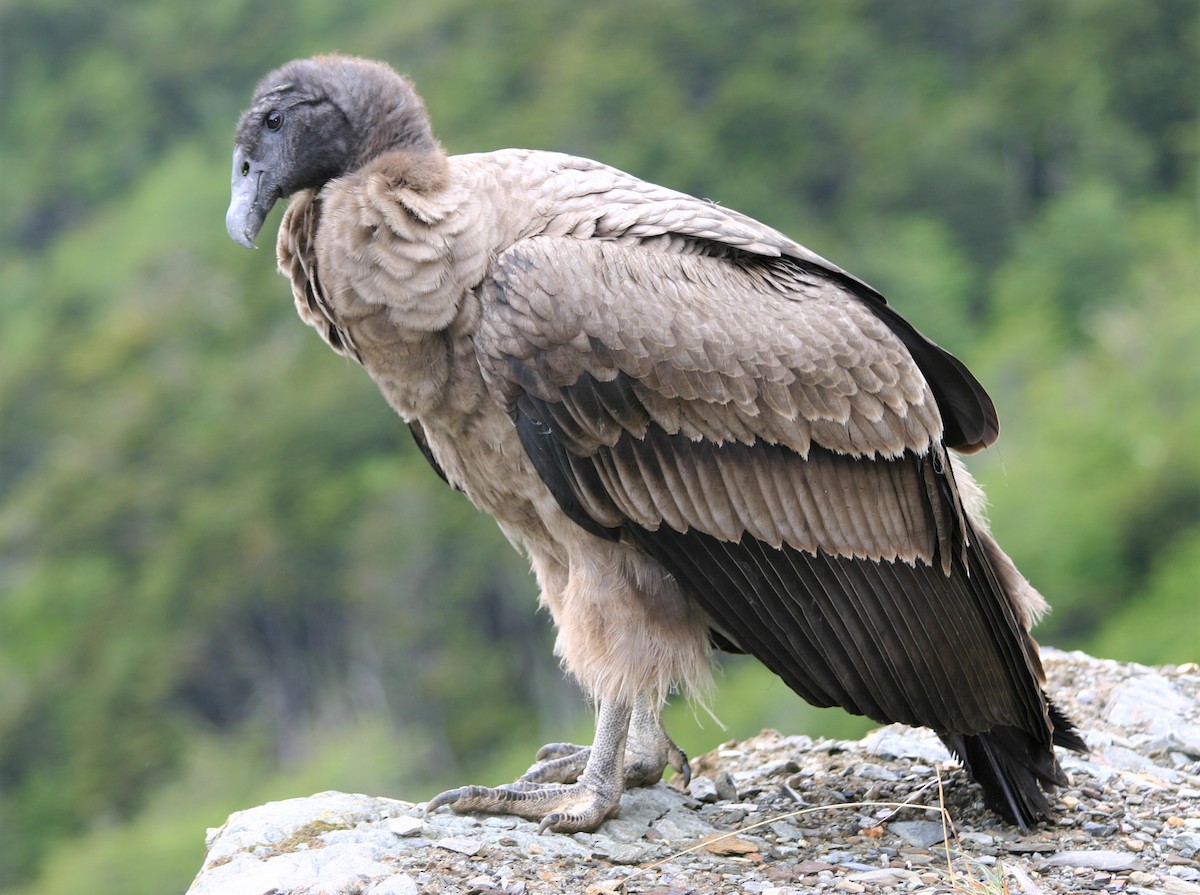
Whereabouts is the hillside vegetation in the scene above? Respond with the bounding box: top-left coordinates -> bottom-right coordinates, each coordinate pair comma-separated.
0,2 -> 1195,893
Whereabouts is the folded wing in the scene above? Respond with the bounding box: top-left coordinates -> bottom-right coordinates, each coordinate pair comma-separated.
476,236 -> 1051,742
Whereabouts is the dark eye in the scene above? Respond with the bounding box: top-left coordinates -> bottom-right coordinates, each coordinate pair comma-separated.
240,160 -> 250,176
265,110 -> 283,131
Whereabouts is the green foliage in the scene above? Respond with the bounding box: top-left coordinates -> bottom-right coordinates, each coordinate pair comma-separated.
0,1 -> 1196,892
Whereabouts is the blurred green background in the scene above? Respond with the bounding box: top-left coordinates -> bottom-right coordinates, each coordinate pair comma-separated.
0,1 -> 1196,892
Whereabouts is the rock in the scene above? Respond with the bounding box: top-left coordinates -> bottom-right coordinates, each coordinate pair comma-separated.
1162,878 -> 1200,895
713,770 -> 739,801
366,874 -> 419,895
187,651 -> 1200,895
845,868 -> 919,886
859,726 -> 949,764
689,775 -> 720,803
1042,849 -> 1139,871
887,820 -> 947,849
387,816 -> 423,837
436,836 -> 483,856
1105,673 -> 1190,729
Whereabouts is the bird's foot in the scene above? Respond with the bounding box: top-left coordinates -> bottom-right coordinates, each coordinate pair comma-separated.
426,776 -> 622,834
425,696 -> 689,833
520,723 -> 690,789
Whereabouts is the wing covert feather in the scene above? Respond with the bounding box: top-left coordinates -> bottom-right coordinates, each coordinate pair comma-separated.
480,236 -> 952,563
481,237 -> 942,459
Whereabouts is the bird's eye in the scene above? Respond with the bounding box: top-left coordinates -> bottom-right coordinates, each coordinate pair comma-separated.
265,110 -> 284,131
240,160 -> 250,176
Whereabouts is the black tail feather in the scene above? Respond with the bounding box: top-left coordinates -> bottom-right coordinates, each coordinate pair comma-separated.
939,698 -> 1087,831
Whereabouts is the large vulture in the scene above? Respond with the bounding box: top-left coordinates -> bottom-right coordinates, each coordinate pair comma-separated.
226,55 -> 1084,834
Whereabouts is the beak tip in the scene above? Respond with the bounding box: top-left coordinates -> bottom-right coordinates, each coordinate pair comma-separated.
225,202 -> 263,250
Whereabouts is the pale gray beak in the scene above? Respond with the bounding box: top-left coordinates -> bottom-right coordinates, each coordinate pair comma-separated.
225,146 -> 278,249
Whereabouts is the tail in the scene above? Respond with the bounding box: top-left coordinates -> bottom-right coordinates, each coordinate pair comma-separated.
939,701 -> 1087,831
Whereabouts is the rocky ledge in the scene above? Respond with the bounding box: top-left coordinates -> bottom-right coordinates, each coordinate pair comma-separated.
188,650 -> 1200,895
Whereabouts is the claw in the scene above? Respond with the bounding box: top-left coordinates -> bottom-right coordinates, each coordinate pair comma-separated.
674,747 -> 692,787
521,746 -> 590,785
535,742 -> 588,762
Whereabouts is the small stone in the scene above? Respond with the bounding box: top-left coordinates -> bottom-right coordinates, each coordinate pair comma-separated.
437,836 -> 483,856
701,835 -> 760,856
595,843 -> 653,865
833,881 -> 865,893
1128,870 -> 1158,885
584,880 -> 624,895
901,853 -> 935,866
387,816 -> 424,837
959,832 -> 995,848
366,874 -> 419,895
1007,837 -> 1054,854
1043,850 -> 1138,871
1162,877 -> 1200,895
888,820 -> 947,849
713,771 -> 739,801
858,764 -> 900,782
846,869 -> 919,887
689,775 -> 720,803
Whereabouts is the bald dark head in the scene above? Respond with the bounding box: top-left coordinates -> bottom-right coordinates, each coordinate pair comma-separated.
226,55 -> 438,248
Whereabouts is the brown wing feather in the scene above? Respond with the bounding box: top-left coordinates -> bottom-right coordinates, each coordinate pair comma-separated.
480,236 -> 950,564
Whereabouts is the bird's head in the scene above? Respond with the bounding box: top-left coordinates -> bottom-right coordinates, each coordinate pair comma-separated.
225,54 -> 438,248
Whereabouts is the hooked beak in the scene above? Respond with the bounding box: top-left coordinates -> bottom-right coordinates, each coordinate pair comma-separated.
225,146 -> 279,249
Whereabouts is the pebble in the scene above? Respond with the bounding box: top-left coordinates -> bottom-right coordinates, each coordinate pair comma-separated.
366,874 -> 419,895
437,836 -> 483,856
387,816 -> 424,837
888,820 -> 947,849
689,775 -> 720,803
1045,849 -> 1141,871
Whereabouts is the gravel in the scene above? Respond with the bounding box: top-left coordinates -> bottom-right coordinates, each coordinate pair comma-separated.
187,649 -> 1200,895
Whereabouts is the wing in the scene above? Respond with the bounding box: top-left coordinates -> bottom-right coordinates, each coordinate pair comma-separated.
476,236 -> 1050,740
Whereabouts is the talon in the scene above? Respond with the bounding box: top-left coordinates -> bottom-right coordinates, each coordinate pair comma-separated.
537,813 -> 562,835
675,749 -> 692,787
425,786 -> 465,815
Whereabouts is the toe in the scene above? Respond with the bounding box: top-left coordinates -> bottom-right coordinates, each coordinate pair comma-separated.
534,742 -> 588,762
521,748 -> 590,785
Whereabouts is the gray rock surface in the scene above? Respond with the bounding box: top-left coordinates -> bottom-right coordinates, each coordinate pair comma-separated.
188,650 -> 1200,894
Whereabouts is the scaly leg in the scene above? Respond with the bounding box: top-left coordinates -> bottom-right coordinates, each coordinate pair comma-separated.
520,692 -> 690,789
427,698 -> 633,834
